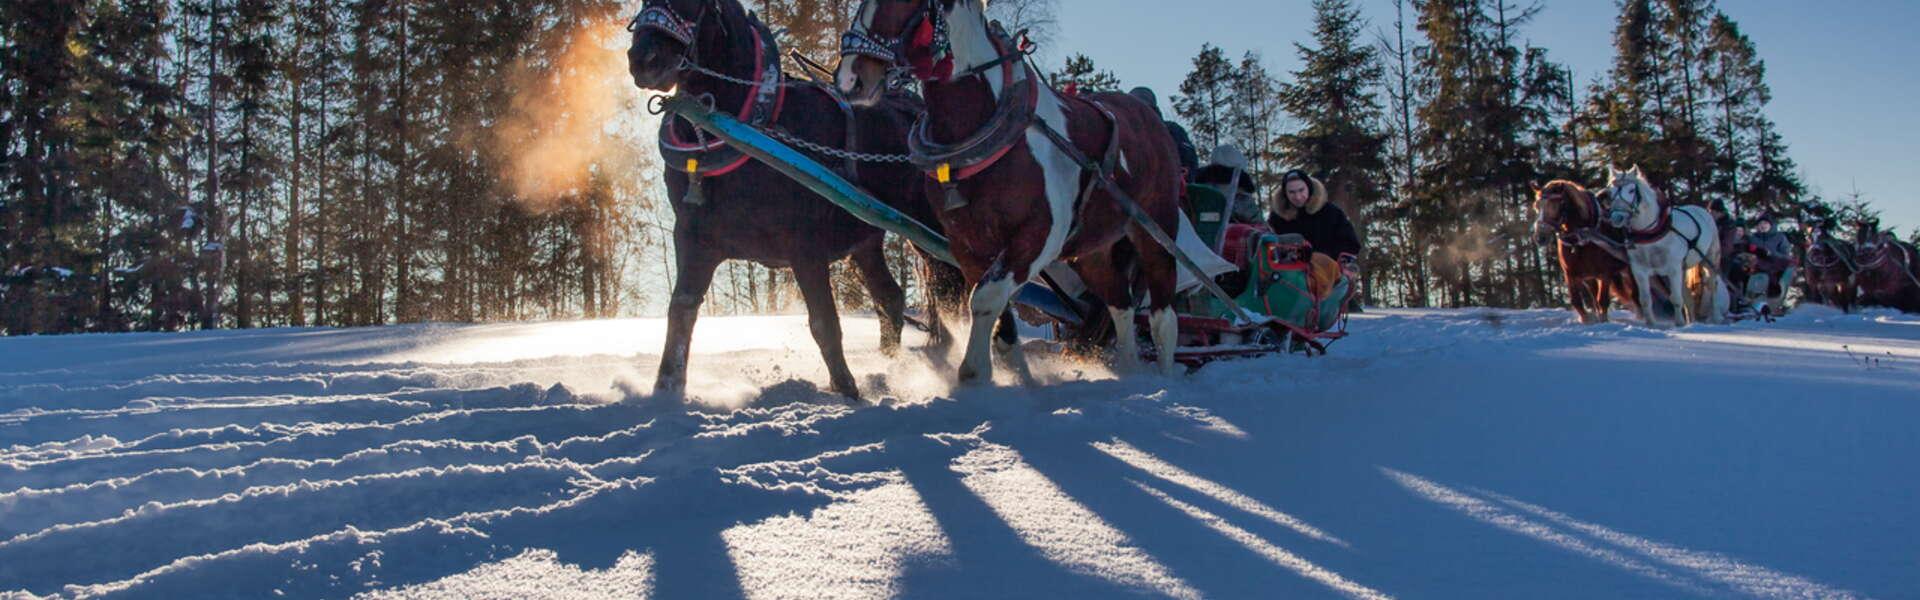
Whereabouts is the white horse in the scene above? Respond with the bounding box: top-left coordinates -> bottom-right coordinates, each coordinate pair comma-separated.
1603,166 -> 1727,327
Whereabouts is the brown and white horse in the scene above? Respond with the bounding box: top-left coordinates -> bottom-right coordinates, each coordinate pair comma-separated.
837,0 -> 1187,382
1532,180 -> 1639,324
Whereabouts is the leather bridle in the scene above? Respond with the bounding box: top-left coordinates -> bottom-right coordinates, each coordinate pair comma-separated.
629,0 -> 732,63
841,0 -> 938,67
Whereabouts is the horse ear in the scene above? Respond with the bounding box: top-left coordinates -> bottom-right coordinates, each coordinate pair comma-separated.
1630,164 -> 1643,177
1530,180 -> 1543,194
1607,166 -> 1621,179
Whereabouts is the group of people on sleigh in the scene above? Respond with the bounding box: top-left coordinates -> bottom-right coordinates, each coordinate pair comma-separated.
1709,200 -> 1797,316
1131,87 -> 1363,312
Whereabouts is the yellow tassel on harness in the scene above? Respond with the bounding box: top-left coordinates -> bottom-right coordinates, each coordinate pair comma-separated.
686,158 -> 699,174
936,163 -> 952,184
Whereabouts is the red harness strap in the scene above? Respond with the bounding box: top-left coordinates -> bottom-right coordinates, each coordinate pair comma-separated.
661,32 -> 787,178
923,34 -> 1031,184
1624,203 -> 1674,245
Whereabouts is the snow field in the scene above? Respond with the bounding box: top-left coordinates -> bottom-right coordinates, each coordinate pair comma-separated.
3,307 -> 1917,598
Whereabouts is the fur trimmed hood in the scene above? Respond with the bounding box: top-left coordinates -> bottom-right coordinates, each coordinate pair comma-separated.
1270,172 -> 1329,221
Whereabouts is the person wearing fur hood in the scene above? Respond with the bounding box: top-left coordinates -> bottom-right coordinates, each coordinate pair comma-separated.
1267,170 -> 1362,261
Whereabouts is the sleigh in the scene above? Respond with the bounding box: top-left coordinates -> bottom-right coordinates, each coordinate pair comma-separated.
659,96 -> 1350,369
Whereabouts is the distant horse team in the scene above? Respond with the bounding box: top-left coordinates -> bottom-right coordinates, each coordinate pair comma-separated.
1535,167 -> 1920,326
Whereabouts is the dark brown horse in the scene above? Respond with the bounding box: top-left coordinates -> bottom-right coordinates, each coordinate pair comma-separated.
1532,180 -> 1639,324
838,0 -> 1187,382
1853,221 -> 1920,312
627,0 -> 961,399
1802,228 -> 1859,313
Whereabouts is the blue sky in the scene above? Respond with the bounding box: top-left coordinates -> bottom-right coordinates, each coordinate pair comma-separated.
1048,0 -> 1919,232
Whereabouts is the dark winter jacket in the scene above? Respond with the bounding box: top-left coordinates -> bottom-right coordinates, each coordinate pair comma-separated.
1748,230 -> 1792,261
1268,173 -> 1362,258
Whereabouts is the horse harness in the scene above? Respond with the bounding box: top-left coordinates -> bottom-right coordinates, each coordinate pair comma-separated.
1550,191 -> 1633,262
1610,185 -> 1715,268
635,2 -> 865,206
1806,238 -> 1859,274
849,8 -> 1128,221
1856,236 -> 1920,289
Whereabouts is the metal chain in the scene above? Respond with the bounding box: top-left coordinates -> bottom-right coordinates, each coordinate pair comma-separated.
764,126 -> 914,164
681,58 -> 816,90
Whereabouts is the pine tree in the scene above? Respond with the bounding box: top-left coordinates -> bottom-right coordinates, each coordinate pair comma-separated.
1585,0 -> 1664,180
1226,53 -> 1285,182
1659,0 -> 1717,200
1047,54 -> 1121,94
1173,44 -> 1234,158
1701,12 -> 1764,213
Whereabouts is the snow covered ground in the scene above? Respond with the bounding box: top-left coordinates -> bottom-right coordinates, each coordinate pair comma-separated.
2,307 -> 1917,599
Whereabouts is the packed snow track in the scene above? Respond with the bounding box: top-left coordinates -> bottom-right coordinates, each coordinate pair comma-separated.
2,308 -> 1916,599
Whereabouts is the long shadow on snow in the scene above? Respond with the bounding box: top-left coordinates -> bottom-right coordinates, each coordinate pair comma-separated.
1192,318 -> 1917,598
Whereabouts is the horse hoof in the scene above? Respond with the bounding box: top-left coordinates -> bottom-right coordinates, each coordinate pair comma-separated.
653,377 -> 685,396
956,367 -> 988,386
831,380 -> 861,400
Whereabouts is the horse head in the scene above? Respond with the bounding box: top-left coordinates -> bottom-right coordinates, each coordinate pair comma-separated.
627,0 -> 741,91
1855,220 -> 1886,253
838,0 -> 981,106
1604,165 -> 1657,230
1532,180 -> 1595,246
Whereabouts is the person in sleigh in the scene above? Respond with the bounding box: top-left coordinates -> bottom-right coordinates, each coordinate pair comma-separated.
1738,212 -> 1798,315
1268,170 -> 1362,304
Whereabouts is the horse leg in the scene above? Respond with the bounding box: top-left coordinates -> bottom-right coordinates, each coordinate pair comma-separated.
850,241 -> 906,357
1076,244 -> 1145,371
1632,265 -> 1658,327
1590,279 -> 1614,324
656,250 -> 722,396
1568,275 -> 1595,324
916,252 -> 963,351
793,260 -> 861,399
993,309 -> 1034,383
958,262 -> 1020,385
1670,263 -> 1696,326
1133,234 -> 1183,376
